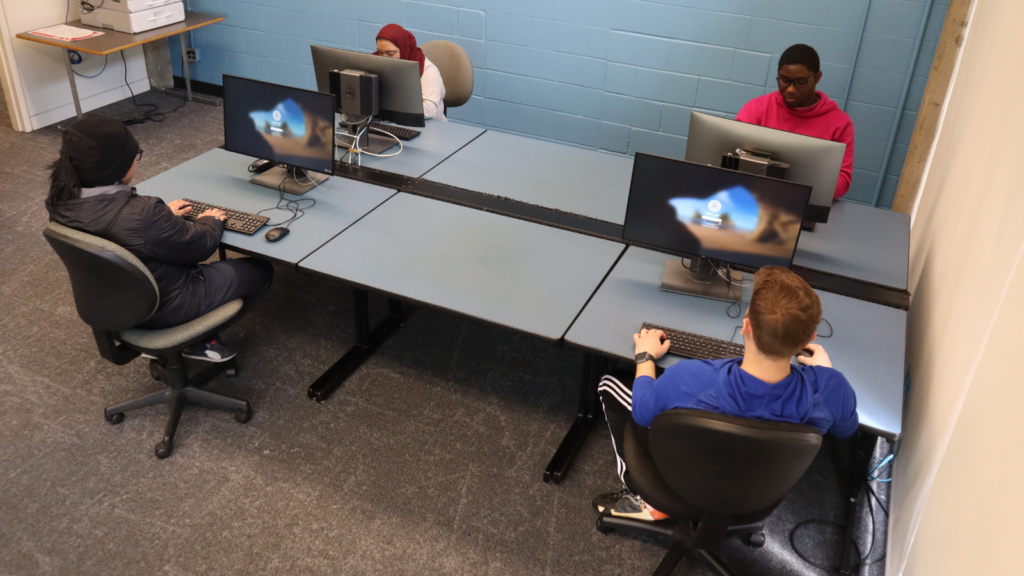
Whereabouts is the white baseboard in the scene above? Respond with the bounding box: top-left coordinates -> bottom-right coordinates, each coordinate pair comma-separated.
29,79 -> 152,130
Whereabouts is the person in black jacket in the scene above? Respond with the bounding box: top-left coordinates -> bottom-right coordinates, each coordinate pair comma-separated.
46,115 -> 273,362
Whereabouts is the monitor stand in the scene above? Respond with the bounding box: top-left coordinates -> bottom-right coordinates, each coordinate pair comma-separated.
250,165 -> 329,196
660,257 -> 743,302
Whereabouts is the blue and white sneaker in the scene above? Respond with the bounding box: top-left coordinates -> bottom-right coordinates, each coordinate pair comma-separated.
182,337 -> 237,362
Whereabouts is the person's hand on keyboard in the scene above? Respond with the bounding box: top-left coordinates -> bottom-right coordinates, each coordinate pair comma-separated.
796,344 -> 832,368
198,208 -> 228,222
167,199 -> 192,217
634,328 -> 671,360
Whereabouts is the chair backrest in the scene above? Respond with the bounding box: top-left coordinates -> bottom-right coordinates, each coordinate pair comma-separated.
650,409 -> 822,515
43,222 -> 159,332
420,40 -> 474,108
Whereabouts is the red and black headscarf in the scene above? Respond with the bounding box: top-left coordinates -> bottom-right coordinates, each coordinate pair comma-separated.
373,24 -> 426,77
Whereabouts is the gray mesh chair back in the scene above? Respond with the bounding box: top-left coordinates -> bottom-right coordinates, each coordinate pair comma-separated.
650,409 -> 822,515
43,222 -> 158,332
420,40 -> 474,108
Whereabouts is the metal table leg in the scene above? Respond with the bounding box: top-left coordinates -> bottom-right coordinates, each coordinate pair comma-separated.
839,431 -> 878,574
64,48 -> 83,119
179,34 -> 193,101
307,290 -> 405,403
544,353 -> 606,484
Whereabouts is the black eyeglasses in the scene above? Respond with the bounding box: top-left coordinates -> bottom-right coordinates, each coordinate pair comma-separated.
777,75 -> 814,88
136,149 -> 144,161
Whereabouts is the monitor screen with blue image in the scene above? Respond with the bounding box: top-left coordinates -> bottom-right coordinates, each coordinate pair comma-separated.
623,153 -> 812,271
223,75 -> 335,175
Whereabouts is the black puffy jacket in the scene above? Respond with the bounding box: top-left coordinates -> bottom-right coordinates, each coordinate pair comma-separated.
47,187 -> 224,327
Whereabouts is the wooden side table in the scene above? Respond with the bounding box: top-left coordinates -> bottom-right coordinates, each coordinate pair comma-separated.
16,12 -> 224,119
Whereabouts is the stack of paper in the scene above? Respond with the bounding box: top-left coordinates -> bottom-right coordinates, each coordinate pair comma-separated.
29,25 -> 104,42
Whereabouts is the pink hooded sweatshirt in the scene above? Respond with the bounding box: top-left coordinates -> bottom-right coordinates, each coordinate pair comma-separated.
735,91 -> 855,199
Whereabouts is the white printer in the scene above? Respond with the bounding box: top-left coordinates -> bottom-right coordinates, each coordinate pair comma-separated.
80,0 -> 185,34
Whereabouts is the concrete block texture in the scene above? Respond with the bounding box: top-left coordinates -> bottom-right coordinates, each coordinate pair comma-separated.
185,0 -> 939,173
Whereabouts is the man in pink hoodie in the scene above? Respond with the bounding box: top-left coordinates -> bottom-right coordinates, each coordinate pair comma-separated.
736,44 -> 855,199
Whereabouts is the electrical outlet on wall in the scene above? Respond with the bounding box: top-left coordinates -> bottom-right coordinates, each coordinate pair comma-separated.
186,48 -> 199,63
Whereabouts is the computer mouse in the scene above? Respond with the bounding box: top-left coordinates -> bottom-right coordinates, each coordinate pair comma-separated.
265,227 -> 289,242
795,348 -> 814,360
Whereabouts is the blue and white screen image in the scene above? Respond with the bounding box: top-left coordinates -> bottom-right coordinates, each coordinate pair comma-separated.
249,99 -> 307,139
668,185 -> 759,232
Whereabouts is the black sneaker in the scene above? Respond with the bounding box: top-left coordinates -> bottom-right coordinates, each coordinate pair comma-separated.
182,337 -> 237,362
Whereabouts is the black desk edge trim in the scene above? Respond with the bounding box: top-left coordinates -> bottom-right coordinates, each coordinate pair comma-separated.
560,245 -> 629,341
332,162 -> 625,241
295,190 -> 400,267
417,129 -> 486,178
791,266 -> 910,310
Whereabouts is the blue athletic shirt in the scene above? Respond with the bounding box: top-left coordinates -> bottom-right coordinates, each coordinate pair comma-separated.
632,358 -> 859,437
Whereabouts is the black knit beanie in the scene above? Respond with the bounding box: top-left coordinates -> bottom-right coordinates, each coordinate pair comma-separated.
60,115 -> 140,187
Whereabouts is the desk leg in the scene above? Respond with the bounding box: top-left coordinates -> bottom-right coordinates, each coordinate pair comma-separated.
839,431 -> 878,574
544,353 -> 605,484
179,34 -> 192,102
307,290 -> 405,403
64,49 -> 83,119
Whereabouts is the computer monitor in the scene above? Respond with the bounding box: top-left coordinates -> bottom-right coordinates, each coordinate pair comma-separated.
311,45 -> 425,127
223,75 -> 335,195
685,111 -> 845,224
623,153 -> 812,301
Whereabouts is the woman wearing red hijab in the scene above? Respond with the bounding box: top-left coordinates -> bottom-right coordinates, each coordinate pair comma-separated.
374,24 -> 447,121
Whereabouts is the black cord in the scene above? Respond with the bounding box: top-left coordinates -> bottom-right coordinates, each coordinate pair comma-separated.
866,478 -> 889,517
255,170 -> 317,228
863,482 -> 888,567
79,0 -> 104,14
119,51 -> 186,124
818,317 -> 834,338
789,517 -> 861,573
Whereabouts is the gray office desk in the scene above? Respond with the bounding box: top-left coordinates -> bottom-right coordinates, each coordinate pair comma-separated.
300,192 -> 625,341
421,130 -> 635,224
138,148 -> 396,265
793,200 -> 910,290
565,246 -> 905,440
338,120 -> 485,178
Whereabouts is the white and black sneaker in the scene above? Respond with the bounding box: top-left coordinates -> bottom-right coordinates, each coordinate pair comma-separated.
182,337 -> 237,362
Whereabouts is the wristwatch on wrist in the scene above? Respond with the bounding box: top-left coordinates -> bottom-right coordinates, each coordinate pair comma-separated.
635,352 -> 657,365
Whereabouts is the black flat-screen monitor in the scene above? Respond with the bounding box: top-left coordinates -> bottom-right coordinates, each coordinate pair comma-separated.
624,153 -> 812,272
223,75 -> 335,175
311,45 -> 425,127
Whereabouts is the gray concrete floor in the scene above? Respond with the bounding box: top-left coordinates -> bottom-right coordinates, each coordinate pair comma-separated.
0,87 -> 889,576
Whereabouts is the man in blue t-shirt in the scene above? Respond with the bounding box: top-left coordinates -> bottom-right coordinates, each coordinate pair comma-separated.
593,266 -> 858,522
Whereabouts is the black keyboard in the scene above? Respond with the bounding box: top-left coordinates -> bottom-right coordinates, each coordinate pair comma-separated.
181,199 -> 269,235
369,121 -> 421,141
641,323 -> 744,360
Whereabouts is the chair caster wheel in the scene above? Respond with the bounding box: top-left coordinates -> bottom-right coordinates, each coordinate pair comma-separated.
225,366 -> 238,377
234,409 -> 252,424
746,532 -> 766,548
596,518 -> 614,534
155,441 -> 173,459
105,412 -> 124,425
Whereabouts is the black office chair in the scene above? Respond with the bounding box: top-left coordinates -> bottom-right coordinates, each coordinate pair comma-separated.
597,409 -> 822,576
43,222 -> 255,459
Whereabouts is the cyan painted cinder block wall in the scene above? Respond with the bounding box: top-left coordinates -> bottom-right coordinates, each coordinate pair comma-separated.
172,0 -> 949,208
